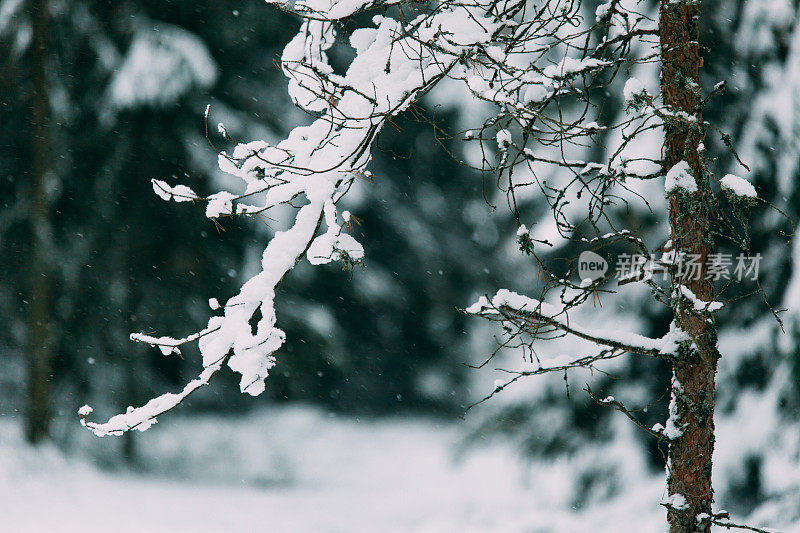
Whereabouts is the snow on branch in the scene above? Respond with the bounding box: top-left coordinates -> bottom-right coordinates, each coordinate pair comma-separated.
81,0 -> 531,435
467,289 -> 688,360
82,0 -> 672,434
720,173 -> 757,199
81,356 -> 226,436
473,346 -> 627,406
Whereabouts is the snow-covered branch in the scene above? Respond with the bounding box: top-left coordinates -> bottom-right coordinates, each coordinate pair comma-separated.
467,289 -> 688,360
81,0 -> 528,434
81,0 -> 704,437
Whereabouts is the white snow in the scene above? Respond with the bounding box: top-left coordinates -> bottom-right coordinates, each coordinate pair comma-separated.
720,173 -> 757,198
151,179 -> 198,203
470,289 -> 689,357
496,129 -> 512,148
664,493 -> 688,511
595,2 -> 612,22
665,161 -> 698,194
679,286 -> 723,313
659,373 -> 686,441
0,407 -> 671,533
543,57 -> 609,80
205,191 -> 236,218
621,159 -> 661,177
623,78 -> 646,103
9,403 -> 795,531
307,199 -> 365,265
109,24 -> 217,109
522,83 -> 549,104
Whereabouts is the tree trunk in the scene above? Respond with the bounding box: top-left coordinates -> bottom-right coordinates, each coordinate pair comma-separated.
660,1 -> 720,531
25,0 -> 53,444
122,311 -> 137,464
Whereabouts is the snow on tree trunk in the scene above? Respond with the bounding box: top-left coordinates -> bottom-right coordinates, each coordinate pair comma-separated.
660,1 -> 719,530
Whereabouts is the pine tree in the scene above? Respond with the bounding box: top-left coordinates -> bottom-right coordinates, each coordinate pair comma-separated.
659,1 -> 717,528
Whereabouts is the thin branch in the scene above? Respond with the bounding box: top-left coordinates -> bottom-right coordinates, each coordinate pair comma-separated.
585,384 -> 667,441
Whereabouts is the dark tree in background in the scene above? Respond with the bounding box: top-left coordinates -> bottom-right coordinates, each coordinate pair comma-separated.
24,0 -> 53,444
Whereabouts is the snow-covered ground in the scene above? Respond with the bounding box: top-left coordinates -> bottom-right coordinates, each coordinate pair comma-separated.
0,405 -> 795,532
0,405 -> 661,532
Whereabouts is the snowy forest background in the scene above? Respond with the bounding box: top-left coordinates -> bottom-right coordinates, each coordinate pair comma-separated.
2,0 -> 800,530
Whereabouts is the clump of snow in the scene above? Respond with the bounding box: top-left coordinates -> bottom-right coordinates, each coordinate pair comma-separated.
679,286 -> 723,313
720,173 -> 757,198
109,24 -> 217,109
205,191 -> 236,219
657,373 -> 687,441
151,179 -> 198,203
496,129 -> 512,149
621,159 -> 661,178
543,57 -> 609,80
595,2 -> 612,21
77,405 -> 93,417
349,27 -> 377,54
582,121 -> 601,132
466,295 -> 492,314
522,83 -> 549,104
664,493 -> 688,511
623,78 -> 646,103
665,161 -> 697,194
658,321 -> 691,357
307,198 -> 365,266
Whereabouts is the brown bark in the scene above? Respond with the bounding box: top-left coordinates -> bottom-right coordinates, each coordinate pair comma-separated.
25,0 -> 54,444
660,1 -> 720,531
